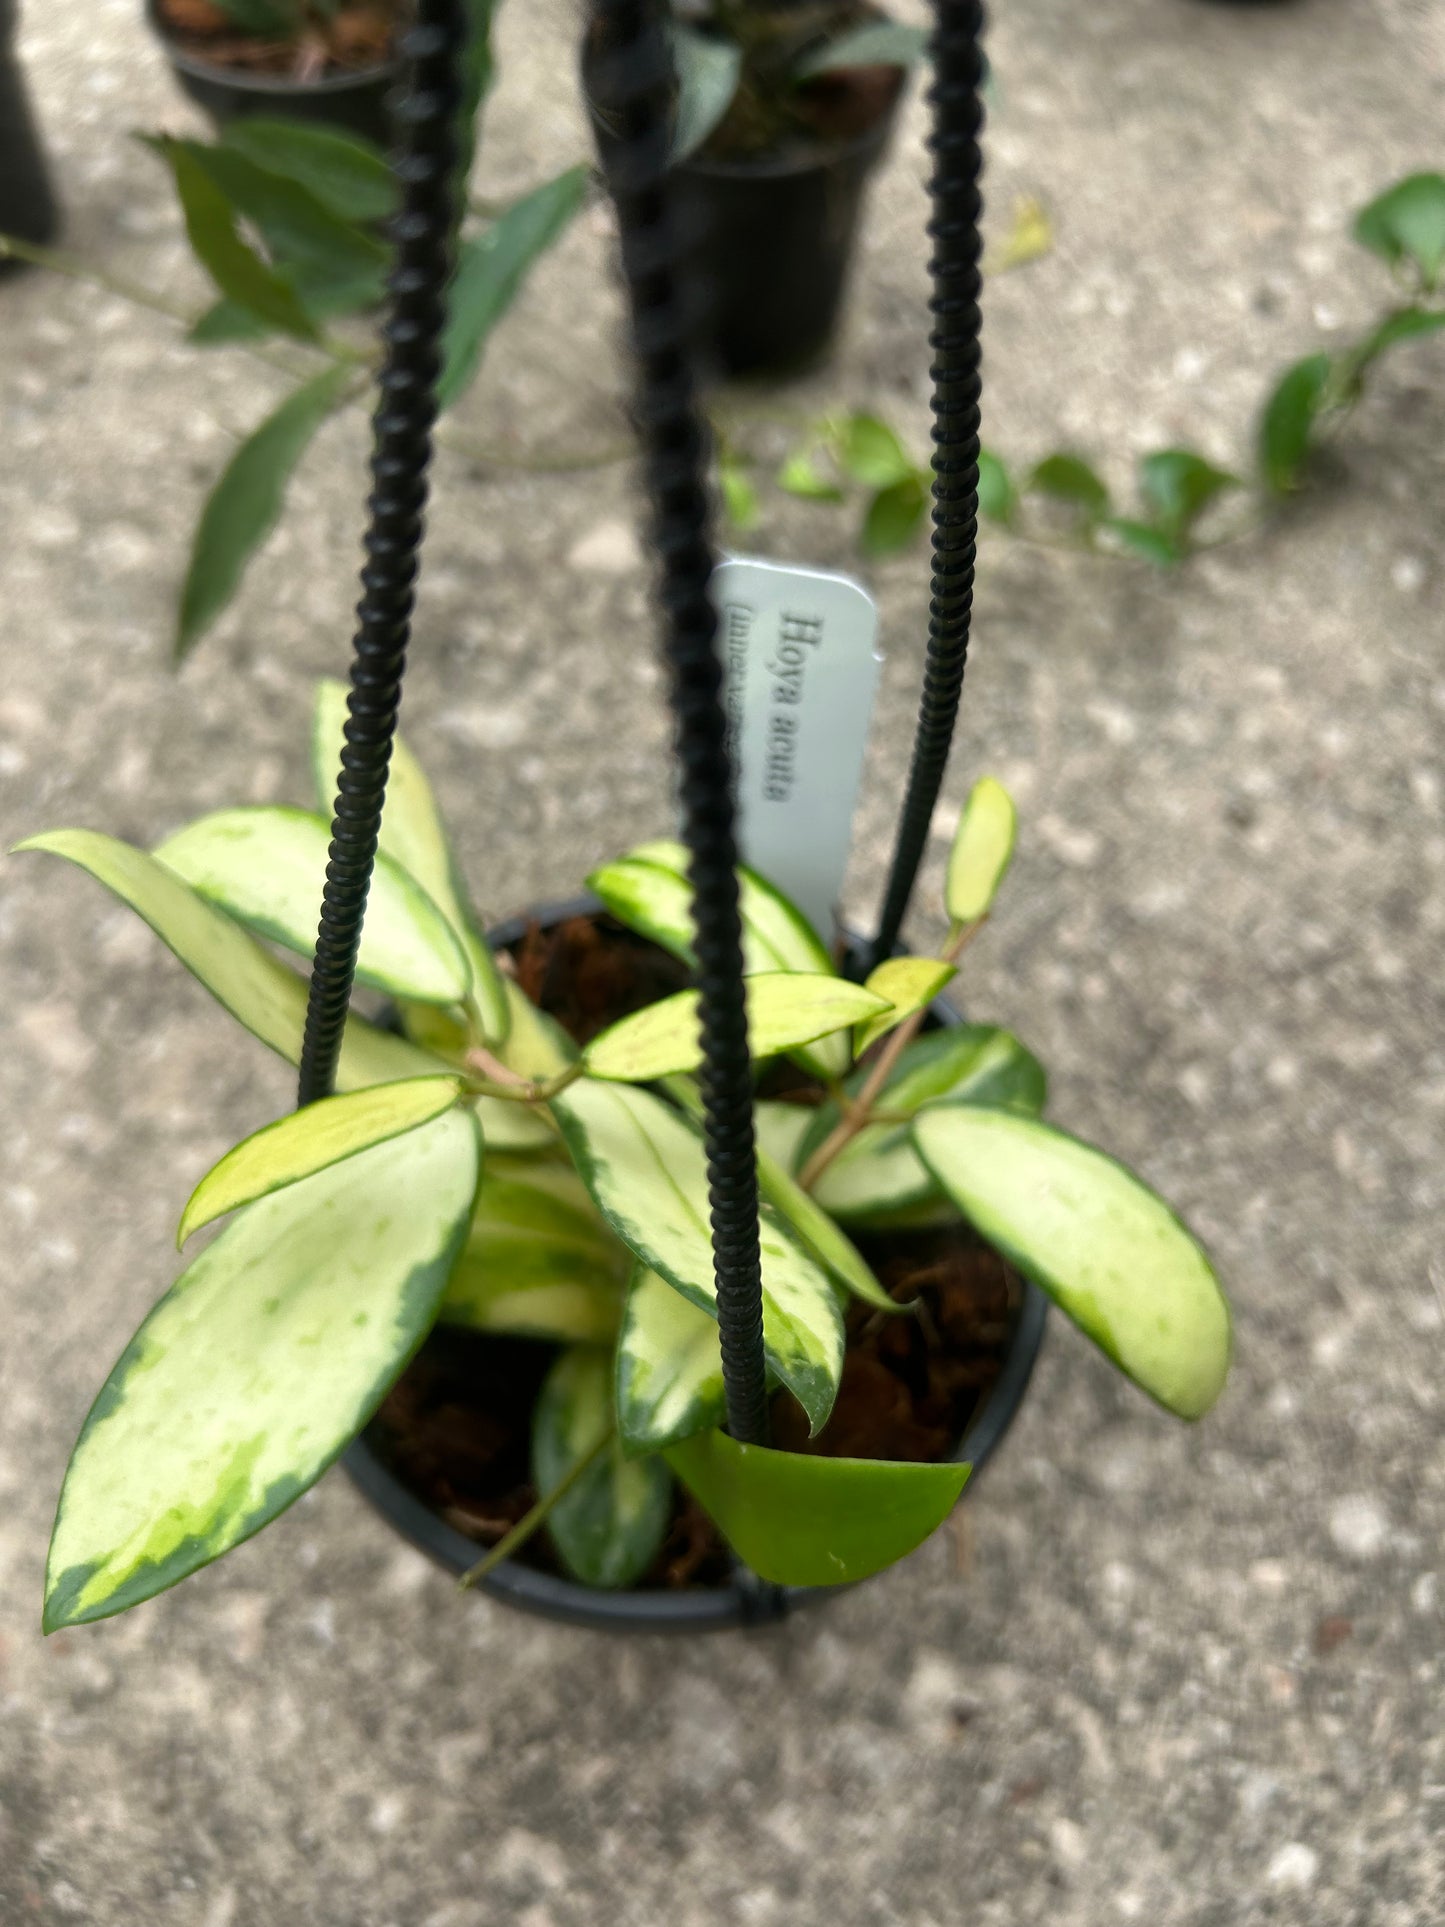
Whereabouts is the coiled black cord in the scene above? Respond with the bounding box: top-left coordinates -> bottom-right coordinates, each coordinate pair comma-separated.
298,0 -> 464,1107
867,0 -> 987,968
589,0 -> 771,1446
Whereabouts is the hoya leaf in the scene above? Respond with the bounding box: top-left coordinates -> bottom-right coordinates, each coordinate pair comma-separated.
753,1098 -> 816,1173
796,20 -> 929,75
1354,171 -> 1445,288
497,978 -> 577,1078
914,1107 -> 1231,1419
1137,449 -> 1240,541
219,118 -> 397,224
154,806 -> 471,1007
662,1081 -> 894,1311
1257,352 -> 1332,496
583,972 -> 887,1083
945,775 -> 1017,925
588,839 -> 847,1078
533,1347 -> 672,1589
142,135 -> 319,341
14,831 -> 442,1093
312,682 -> 509,1038
44,1108 -> 481,1629
860,475 -> 930,557
551,1080 -> 844,1433
177,366 -> 353,658
437,167 -> 589,409
855,956 -> 956,1055
834,413 -> 915,490
179,1075 -> 464,1246
442,1155 -> 628,1344
616,1264 -> 726,1452
976,447 -> 1015,525
671,24 -> 743,159
1027,453 -> 1109,523
666,1430 -> 969,1586
798,1025 -> 1048,1225
719,460 -> 761,531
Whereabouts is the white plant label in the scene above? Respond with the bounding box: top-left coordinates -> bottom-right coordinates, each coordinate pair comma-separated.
712,555 -> 882,940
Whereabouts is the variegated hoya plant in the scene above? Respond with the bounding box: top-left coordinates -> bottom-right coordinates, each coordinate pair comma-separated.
19,683 -> 1232,1628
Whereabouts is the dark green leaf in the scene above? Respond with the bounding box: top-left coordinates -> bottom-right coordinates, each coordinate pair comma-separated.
143,136 -> 320,342
219,119 -> 397,224
1354,172 -> 1445,288
860,475 -> 929,557
1104,518 -> 1181,567
976,447 -> 1015,524
177,365 -> 352,657
835,412 -> 915,488
666,1430 -> 969,1586
796,21 -> 930,77
533,1348 -> 672,1588
1257,352 -> 1332,495
437,166 -> 589,408
671,24 -> 743,160
453,0 -> 500,214
1137,448 -> 1240,539
777,449 -> 845,502
1027,453 -> 1110,522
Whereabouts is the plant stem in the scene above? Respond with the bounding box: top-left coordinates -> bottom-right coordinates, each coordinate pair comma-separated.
797,918 -> 985,1192
456,1430 -> 611,1590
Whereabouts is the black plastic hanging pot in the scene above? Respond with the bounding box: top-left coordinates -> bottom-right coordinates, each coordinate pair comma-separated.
343,898 -> 1049,1632
144,0 -> 401,145
0,0 -> 61,264
582,41 -> 904,378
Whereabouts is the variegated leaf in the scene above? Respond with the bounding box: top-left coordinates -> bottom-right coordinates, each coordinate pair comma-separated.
532,1347 -> 672,1588
587,838 -> 849,1078
45,1107 -> 481,1629
945,776 -> 1017,925
442,1155 -> 627,1342
798,1025 -> 1047,1224
615,1264 -> 726,1452
551,1079 -> 843,1434
583,972 -> 886,1083
914,1107 -> 1232,1419
312,679 -> 509,1039
854,956 -> 956,1055
155,805 -> 470,1006
179,1074 -> 463,1245
14,831 -> 442,1093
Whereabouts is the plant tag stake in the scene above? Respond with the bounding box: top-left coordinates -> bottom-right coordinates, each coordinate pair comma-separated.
713,556 -> 882,939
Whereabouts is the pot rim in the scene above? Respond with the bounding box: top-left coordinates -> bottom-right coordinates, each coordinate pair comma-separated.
344,893 -> 1049,1632
146,0 -> 400,97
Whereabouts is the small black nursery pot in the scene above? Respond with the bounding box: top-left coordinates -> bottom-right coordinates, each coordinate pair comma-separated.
344,899 -> 1049,1634
144,0 -> 401,145
0,0 -> 61,263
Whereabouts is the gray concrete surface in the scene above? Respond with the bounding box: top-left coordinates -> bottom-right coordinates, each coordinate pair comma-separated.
2,0 -> 1443,1922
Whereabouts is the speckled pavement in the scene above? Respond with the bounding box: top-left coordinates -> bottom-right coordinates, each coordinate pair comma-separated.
1,1 -> 1441,1922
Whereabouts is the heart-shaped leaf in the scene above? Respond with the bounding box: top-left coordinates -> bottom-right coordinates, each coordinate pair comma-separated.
312,681 -> 509,1041
945,775 -> 1017,925
14,831 -> 442,1092
551,1079 -> 844,1433
45,1107 -> 481,1628
532,1347 -> 672,1589
913,1106 -> 1231,1418
442,1155 -> 627,1342
179,1074 -> 464,1246
583,971 -> 887,1082
666,1430 -> 970,1586
155,806 -> 471,1007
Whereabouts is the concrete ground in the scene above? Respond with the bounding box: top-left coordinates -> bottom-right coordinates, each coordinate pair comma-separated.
1,0 -> 1442,1921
